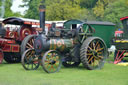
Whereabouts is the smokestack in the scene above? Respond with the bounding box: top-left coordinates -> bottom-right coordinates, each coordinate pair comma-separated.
39,4 -> 46,33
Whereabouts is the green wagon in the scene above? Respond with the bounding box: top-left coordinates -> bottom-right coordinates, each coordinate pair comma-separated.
64,20 -> 115,48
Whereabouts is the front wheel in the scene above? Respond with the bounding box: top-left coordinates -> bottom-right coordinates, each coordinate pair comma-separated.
41,50 -> 62,73
21,49 -> 40,70
80,37 -> 107,70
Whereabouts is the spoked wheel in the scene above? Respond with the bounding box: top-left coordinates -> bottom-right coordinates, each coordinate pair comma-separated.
21,49 -> 40,70
80,37 -> 107,70
0,49 -> 4,64
41,50 -> 62,73
4,52 -> 21,63
62,61 -> 80,67
77,23 -> 95,43
21,35 -> 36,55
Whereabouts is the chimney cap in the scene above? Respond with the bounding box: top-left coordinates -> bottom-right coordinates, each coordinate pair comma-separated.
39,5 -> 46,10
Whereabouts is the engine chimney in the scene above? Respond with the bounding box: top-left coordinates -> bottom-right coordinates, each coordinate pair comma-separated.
39,4 -> 46,33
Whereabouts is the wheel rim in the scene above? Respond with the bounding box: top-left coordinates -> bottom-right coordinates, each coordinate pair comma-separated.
86,39 -> 107,69
18,26 -> 32,40
41,50 -> 61,73
22,49 -> 39,70
22,28 -> 31,38
21,35 -> 37,55
77,24 -> 95,43
26,37 -> 35,49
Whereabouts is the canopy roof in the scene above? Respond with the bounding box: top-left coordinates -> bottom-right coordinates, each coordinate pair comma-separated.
120,16 -> 128,21
2,17 -> 40,25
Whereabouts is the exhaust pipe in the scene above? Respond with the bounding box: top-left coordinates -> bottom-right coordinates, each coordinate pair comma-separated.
39,4 -> 46,33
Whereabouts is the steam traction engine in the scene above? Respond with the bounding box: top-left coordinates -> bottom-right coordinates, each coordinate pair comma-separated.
21,3 -> 108,73
0,17 -> 42,64
113,16 -> 128,64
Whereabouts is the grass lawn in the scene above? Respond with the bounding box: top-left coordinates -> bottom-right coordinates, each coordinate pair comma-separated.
0,54 -> 128,85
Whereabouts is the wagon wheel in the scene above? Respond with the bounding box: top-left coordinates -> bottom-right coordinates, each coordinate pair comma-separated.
80,37 -> 107,70
62,61 -> 80,67
4,52 -> 21,63
21,35 -> 36,55
0,49 -> 4,64
21,49 -> 40,70
41,50 -> 62,73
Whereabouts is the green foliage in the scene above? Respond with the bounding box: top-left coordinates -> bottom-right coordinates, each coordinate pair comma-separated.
80,0 -> 98,8
0,0 -> 22,18
22,0 -> 128,25
93,0 -> 104,18
1,0 -> 127,27
104,0 -> 128,28
4,0 -> 15,17
23,0 -> 41,19
93,0 -> 116,20
46,0 -> 87,20
23,0 -> 88,20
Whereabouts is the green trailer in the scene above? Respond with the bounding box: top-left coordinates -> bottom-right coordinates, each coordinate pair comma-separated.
64,20 -> 115,48
84,21 -> 115,48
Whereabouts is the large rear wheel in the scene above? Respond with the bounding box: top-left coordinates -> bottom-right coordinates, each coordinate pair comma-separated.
21,35 -> 36,55
80,37 -> 107,70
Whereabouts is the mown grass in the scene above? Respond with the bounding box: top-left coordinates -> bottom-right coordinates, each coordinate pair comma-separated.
0,54 -> 128,85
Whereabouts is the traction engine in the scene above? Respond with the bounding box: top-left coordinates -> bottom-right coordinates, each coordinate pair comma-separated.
21,2 -> 108,73
0,17 -> 41,63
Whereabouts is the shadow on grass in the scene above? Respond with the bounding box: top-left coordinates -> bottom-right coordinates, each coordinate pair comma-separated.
60,64 -> 89,71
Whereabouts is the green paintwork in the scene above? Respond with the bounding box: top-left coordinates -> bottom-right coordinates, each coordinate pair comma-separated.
50,39 -> 74,51
64,20 -> 115,48
83,22 -> 115,48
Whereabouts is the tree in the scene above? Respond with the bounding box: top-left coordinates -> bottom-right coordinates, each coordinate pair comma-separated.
46,0 -> 88,20
93,0 -> 116,20
104,0 -> 128,28
22,0 -> 41,19
80,0 -> 98,9
0,0 -> 6,18
22,0 -> 89,21
93,0 -> 104,18
0,0 -> 22,18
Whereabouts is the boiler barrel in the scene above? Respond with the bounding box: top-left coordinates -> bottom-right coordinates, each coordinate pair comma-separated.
34,35 -> 74,53
49,39 -> 74,51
